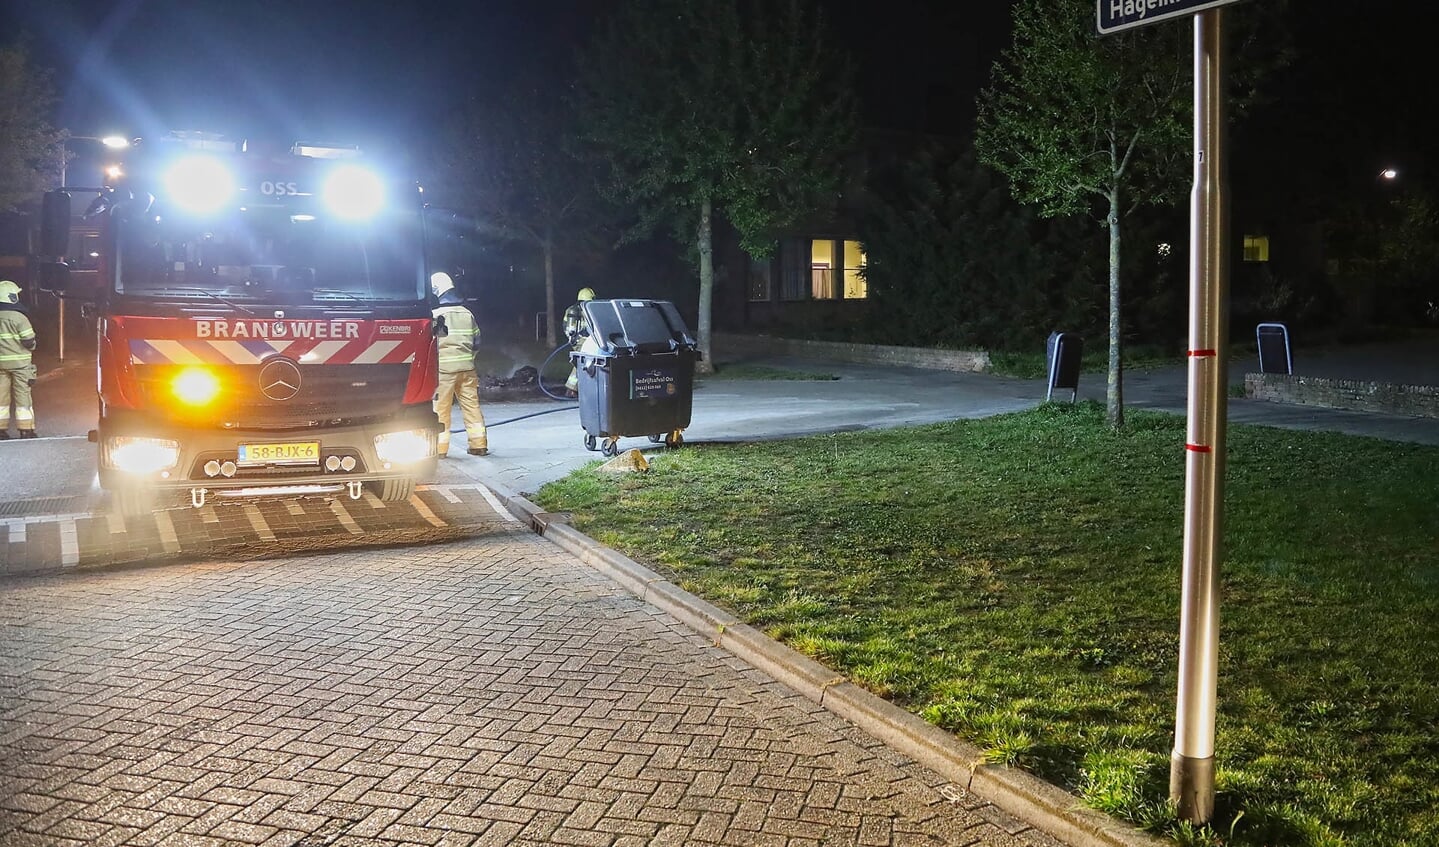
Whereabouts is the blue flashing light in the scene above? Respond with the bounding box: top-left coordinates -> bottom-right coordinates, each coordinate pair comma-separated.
322,165 -> 385,221
163,155 -> 236,215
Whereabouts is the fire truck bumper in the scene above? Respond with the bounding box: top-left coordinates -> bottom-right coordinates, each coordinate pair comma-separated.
96,406 -> 441,503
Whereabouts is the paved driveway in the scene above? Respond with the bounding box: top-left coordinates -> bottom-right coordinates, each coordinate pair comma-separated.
1,513 -> 1060,846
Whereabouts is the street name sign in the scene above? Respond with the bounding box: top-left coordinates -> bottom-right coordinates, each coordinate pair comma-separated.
1097,0 -> 1243,34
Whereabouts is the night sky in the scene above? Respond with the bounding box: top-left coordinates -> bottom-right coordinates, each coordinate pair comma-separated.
2,0 -> 1431,189
6,0 -> 1012,148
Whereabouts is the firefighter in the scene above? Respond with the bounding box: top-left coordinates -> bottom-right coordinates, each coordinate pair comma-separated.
563,287 -> 596,397
0,280 -> 38,439
431,272 -> 488,456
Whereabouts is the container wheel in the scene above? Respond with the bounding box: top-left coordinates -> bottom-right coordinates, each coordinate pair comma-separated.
584,434 -> 598,452
664,430 -> 684,449
380,478 -> 416,502
648,434 -> 662,443
601,438 -> 620,457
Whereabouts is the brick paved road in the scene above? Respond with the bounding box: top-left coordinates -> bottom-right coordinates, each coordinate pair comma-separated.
1,511 -> 1067,847
1,485 -> 514,578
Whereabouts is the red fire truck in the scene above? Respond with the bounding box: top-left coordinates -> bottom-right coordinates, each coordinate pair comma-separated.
38,132 -> 441,514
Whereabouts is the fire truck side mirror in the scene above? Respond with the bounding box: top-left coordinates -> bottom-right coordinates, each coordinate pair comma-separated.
40,191 -> 73,258
38,262 -> 72,294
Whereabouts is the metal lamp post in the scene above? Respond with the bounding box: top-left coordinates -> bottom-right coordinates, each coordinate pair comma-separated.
54,134 -> 129,361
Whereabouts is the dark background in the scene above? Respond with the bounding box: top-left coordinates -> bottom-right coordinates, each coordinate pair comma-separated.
5,1 -> 1430,191
7,0 -> 1009,147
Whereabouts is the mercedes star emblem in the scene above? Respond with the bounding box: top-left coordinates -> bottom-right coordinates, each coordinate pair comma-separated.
259,357 -> 302,401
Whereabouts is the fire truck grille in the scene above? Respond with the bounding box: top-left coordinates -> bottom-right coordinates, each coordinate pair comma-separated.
136,364 -> 414,429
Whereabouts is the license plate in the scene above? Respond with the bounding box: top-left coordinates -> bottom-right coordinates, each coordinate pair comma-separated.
237,441 -> 321,465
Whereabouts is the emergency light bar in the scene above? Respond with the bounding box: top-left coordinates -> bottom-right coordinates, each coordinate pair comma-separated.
292,142 -> 362,159
161,131 -> 240,153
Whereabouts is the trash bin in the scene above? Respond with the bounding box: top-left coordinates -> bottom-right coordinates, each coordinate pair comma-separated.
571,299 -> 701,456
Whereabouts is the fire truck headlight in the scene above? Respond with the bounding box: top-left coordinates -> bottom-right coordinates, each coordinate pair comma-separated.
164,155 -> 235,214
323,165 -> 385,221
106,437 -> 181,475
374,429 -> 434,465
172,367 -> 221,406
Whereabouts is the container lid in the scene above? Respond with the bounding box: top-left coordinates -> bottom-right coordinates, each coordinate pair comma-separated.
581,299 -> 696,355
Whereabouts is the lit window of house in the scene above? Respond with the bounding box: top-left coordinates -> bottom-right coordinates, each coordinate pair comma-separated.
1243,235 -> 1270,262
811,240 -> 836,299
842,240 -> 866,299
776,238 -> 868,300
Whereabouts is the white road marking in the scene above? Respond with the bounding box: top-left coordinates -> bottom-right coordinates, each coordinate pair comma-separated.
200,505 -> 220,524
478,487 -> 520,523
363,491 -> 386,509
329,500 -> 364,535
59,519 -> 79,567
285,501 -> 305,517
408,494 -> 447,528
155,511 -> 181,553
242,503 -> 276,542
420,484 -> 462,504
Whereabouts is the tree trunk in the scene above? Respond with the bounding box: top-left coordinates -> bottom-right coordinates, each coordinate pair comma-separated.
1107,188 -> 1124,430
696,195 -> 715,374
543,230 -> 557,348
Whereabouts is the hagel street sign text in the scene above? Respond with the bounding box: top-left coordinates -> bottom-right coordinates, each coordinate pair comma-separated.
1097,0 -> 1242,34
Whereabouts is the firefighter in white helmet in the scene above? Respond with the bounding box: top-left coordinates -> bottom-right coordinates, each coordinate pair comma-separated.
0,280 -> 38,439
431,272 -> 488,456
563,287 -> 596,397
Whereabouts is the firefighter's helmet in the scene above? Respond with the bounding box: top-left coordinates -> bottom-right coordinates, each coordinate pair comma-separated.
0,280 -> 20,304
430,272 -> 454,298
577,287 -> 595,302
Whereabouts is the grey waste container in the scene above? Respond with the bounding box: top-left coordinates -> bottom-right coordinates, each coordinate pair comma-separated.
571,299 -> 701,457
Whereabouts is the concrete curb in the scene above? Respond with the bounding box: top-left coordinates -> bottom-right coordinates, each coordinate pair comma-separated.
490,483 -> 1170,847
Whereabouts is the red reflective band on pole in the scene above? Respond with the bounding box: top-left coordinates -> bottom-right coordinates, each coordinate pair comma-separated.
1188,349 -> 1218,357
1185,443 -> 1213,453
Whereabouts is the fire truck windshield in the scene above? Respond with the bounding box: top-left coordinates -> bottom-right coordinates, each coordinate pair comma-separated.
113,203 -> 424,305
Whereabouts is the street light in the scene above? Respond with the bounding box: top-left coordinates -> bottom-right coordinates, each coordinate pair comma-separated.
1380,168 -> 1399,180
58,134 -> 130,188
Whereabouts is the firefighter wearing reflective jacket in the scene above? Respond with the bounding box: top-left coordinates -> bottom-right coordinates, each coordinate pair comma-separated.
431,273 -> 488,456
0,281 -> 38,439
563,287 -> 595,397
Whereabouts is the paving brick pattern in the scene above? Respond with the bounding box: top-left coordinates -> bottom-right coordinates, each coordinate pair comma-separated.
0,486 -> 505,577
1,516 -> 1068,846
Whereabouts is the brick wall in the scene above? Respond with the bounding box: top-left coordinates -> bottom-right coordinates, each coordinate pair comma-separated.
1244,373 -> 1439,419
714,332 -> 990,373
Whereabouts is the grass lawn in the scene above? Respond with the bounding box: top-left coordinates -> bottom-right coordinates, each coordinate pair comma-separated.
534,403 -> 1439,847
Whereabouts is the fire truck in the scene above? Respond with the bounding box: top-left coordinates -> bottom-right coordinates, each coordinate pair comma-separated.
38,132 -> 442,515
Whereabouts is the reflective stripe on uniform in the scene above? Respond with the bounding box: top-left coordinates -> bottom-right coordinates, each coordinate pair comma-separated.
433,305 -> 479,372
0,312 -> 36,369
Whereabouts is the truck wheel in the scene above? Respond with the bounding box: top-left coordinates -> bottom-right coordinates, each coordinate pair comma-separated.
380,479 -> 416,502
648,434 -> 662,443
601,439 -> 619,458
584,434 -> 598,452
112,487 -> 155,518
